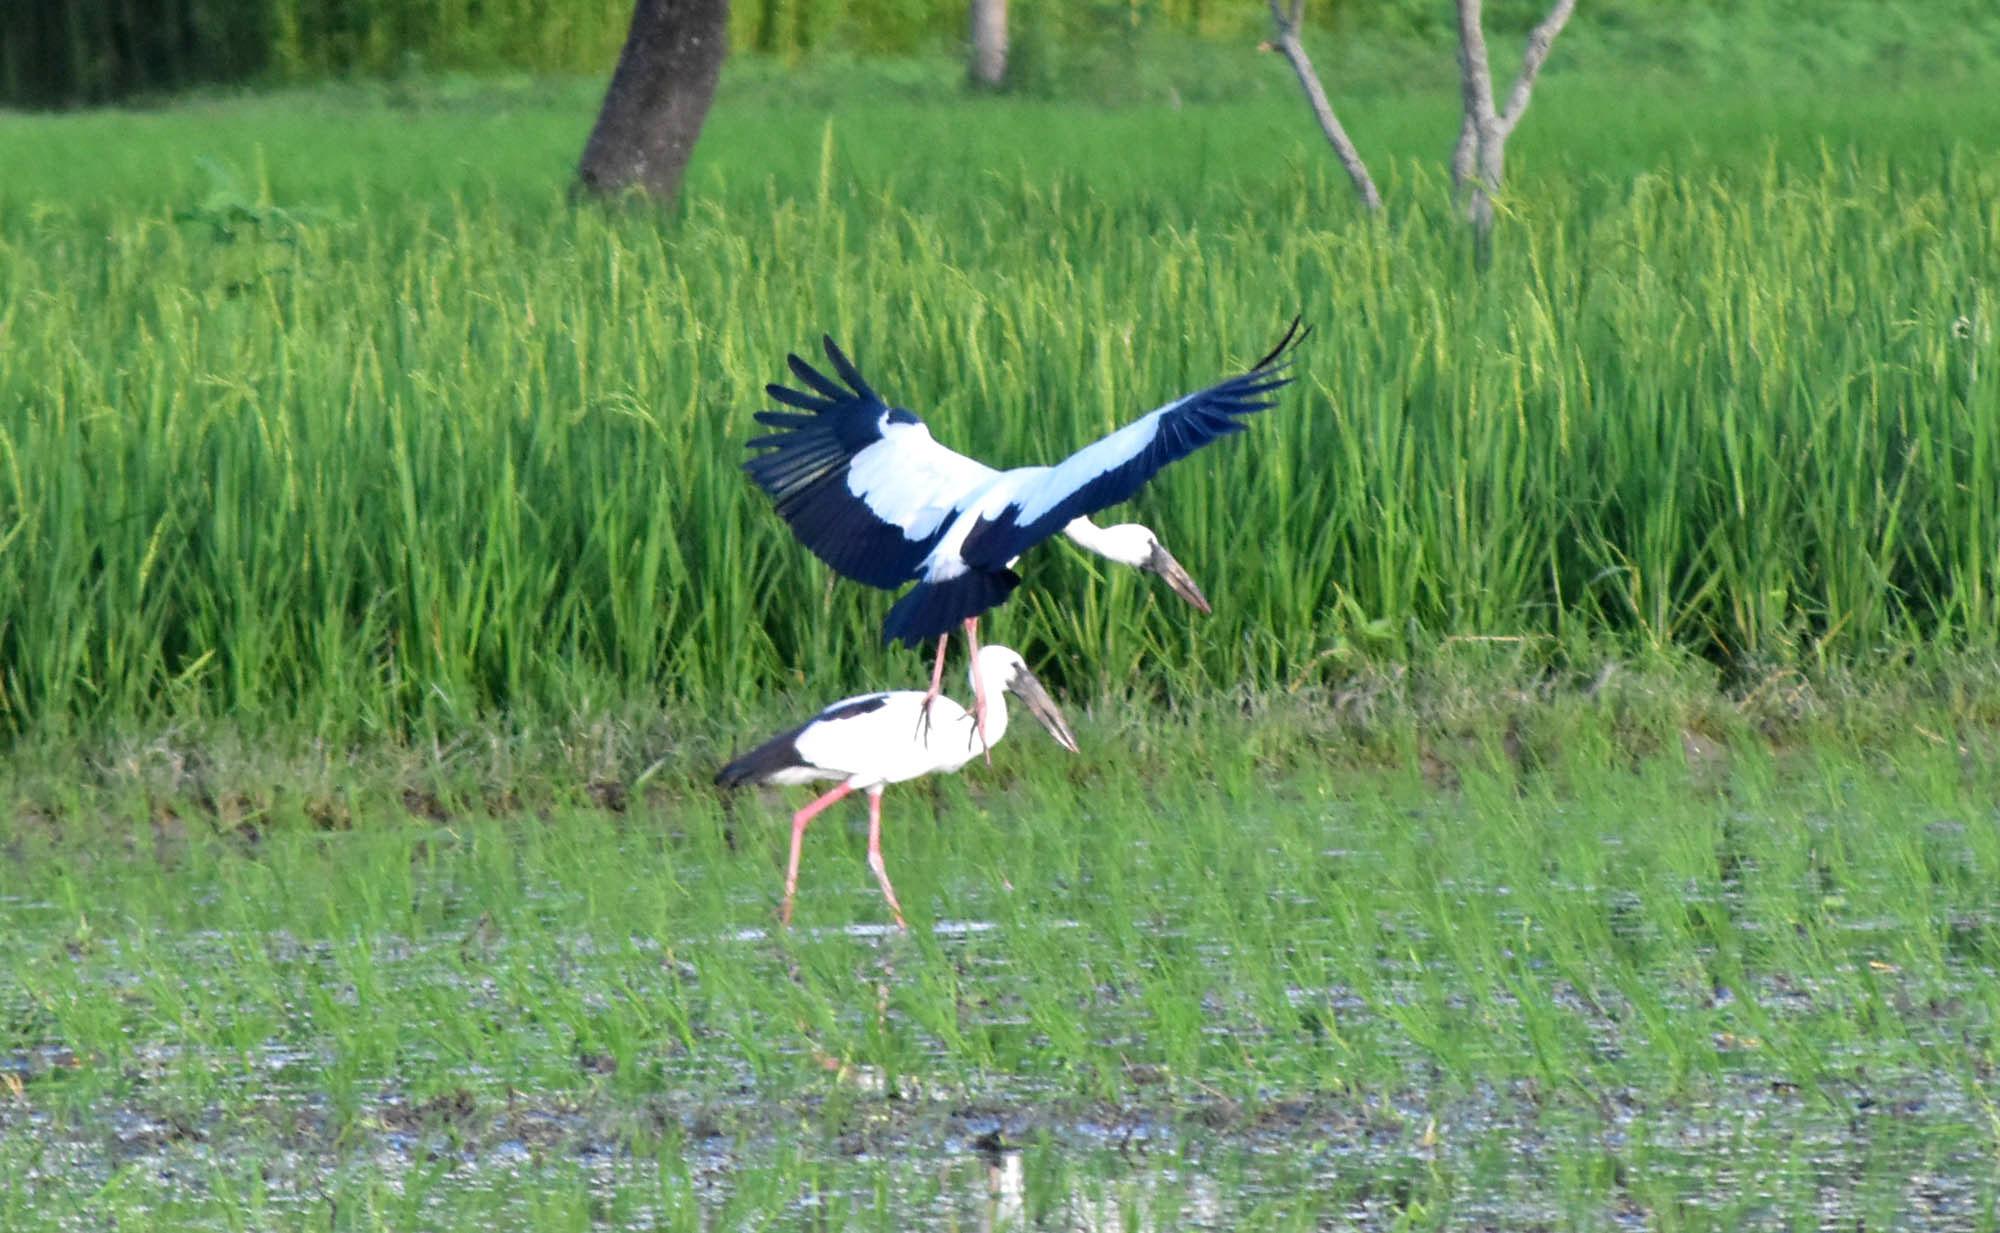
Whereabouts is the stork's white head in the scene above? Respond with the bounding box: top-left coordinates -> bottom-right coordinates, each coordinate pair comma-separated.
1080,522 -> 1156,568
1092,523 -> 1213,615
973,646 -> 1079,753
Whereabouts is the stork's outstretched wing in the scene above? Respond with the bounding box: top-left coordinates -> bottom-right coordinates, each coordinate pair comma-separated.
956,318 -> 1308,572
744,337 -> 996,589
877,318 -> 1309,647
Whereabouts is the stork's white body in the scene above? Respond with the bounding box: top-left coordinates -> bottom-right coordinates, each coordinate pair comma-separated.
752,689 -> 1009,790
715,645 -> 1077,930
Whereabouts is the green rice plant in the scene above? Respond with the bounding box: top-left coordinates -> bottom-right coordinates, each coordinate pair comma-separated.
8,730 -> 2000,1228
1,85 -> 1998,747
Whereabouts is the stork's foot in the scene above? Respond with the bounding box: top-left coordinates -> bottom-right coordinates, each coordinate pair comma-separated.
865,791 -> 908,931
915,635 -> 951,741
963,617 -> 993,765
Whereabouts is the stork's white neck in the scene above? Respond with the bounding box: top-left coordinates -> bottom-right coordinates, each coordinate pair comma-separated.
1061,517 -> 1153,568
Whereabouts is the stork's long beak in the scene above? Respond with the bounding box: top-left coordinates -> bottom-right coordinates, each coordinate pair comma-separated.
1008,669 -> 1079,754
1146,542 -> 1212,615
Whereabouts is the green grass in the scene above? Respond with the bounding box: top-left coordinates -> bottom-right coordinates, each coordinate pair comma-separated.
6,63 -> 2000,1227
6,724 -> 2000,1229
2,73 -> 1998,745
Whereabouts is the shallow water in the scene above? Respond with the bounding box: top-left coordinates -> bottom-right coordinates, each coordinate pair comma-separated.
7,1044 -> 1993,1229
7,929 -> 1994,1229
5,755 -> 2000,1229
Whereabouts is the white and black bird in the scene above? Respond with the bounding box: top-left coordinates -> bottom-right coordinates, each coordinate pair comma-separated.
743,318 -> 1306,741
714,645 -> 1078,930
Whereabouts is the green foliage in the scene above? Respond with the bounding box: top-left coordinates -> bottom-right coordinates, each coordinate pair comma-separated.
1,80 -> 1998,741
4,64 -> 1999,1220
8,0 -> 2000,105
0,0 -> 274,106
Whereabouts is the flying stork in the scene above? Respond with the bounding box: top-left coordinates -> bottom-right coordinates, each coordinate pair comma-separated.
743,318 -> 1307,744
715,644 -> 1078,929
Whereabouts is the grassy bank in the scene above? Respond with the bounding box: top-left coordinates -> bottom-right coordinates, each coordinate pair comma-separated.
2,643 -> 1997,843
3,75 -> 1999,745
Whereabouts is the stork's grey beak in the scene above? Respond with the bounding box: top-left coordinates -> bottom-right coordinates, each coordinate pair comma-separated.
1008,669 -> 1079,754
1147,542 -> 1212,615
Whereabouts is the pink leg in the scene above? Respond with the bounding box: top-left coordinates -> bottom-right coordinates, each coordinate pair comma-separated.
783,782 -> 854,927
915,635 -> 950,738
964,617 -> 991,764
864,788 -> 907,930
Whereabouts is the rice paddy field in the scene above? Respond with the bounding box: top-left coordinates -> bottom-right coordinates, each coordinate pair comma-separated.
5,42 -> 2000,1231
6,732 -> 2000,1229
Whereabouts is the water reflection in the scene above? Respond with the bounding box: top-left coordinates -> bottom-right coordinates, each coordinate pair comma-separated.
974,1146 -> 1225,1232
981,1149 -> 1024,1231
722,918 -> 1080,943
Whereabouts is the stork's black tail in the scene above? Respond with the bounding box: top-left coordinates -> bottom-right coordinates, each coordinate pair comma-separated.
881,569 -> 1022,648
715,728 -> 807,788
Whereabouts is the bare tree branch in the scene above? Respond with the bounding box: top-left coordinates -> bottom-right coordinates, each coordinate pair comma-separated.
1267,0 -> 1381,212
1450,105 -> 1478,195
1452,0 -> 1502,243
1499,0 -> 1577,135
1266,0 -> 1574,253
1454,0 -> 1575,257
1453,0 -> 1501,168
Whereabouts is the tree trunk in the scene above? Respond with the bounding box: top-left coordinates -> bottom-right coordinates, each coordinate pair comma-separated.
1452,0 -> 1503,255
1452,0 -> 1575,261
576,0 -> 731,201
968,0 -> 1007,89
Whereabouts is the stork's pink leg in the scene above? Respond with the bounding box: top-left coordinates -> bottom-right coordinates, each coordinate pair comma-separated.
783,782 -> 855,927
863,788 -> 907,930
915,635 -> 950,739
964,617 -> 992,764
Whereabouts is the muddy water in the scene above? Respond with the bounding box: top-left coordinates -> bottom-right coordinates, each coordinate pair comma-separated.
7,827 -> 2000,1230
7,955 -> 1995,1231
8,1067 -> 1991,1229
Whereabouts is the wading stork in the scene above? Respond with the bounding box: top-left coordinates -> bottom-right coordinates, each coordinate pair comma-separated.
715,644 -> 1077,929
743,318 -> 1307,746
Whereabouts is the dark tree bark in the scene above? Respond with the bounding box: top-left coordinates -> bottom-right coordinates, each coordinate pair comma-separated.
968,0 -> 1008,89
576,0 -> 731,201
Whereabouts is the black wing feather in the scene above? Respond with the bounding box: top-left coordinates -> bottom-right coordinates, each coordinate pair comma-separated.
786,352 -> 851,401
822,336 -> 880,402
958,318 -> 1308,571
714,694 -> 891,787
881,568 -> 1023,648
743,337 -> 944,589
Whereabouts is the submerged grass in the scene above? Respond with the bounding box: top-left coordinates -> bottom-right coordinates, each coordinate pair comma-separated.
1,79 -> 1998,742
6,730 -> 2000,1228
